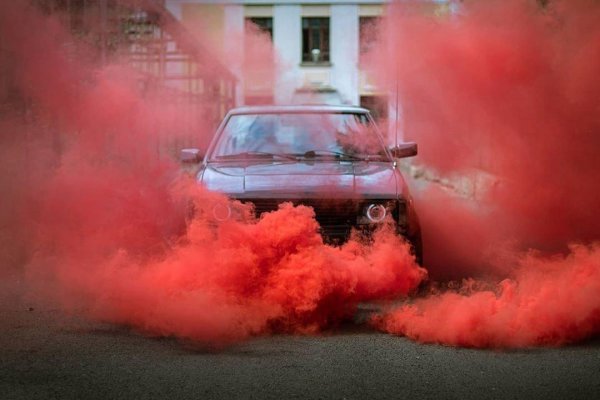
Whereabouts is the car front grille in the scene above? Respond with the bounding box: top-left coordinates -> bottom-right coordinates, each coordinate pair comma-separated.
239,198 -> 402,243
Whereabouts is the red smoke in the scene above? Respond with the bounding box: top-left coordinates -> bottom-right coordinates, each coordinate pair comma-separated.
0,1 -> 425,345
373,0 -> 600,274
369,0 -> 600,347
375,244 -> 600,347
2,0 -> 599,349
53,197 -> 425,343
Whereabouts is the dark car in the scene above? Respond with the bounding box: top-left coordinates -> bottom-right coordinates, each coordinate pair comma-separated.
181,105 -> 422,262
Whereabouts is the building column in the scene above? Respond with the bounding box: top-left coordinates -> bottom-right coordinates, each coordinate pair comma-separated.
331,5 -> 359,105
224,5 -> 244,106
273,4 -> 301,104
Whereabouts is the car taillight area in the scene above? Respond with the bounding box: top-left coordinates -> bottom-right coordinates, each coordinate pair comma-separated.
239,198 -> 408,243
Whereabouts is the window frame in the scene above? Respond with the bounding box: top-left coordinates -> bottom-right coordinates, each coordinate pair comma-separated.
246,17 -> 273,40
301,17 -> 330,64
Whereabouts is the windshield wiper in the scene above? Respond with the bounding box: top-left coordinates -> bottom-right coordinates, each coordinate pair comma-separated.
214,151 -> 297,161
301,150 -> 366,161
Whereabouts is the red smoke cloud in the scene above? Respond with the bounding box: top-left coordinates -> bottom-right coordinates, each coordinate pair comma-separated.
2,0 -> 599,349
373,0 -> 600,275
369,0 -> 600,346
0,1 -> 425,345
48,196 -> 425,343
375,243 -> 600,347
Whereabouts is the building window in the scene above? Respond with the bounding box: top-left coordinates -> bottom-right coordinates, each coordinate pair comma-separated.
359,16 -> 380,64
246,17 -> 273,40
302,17 -> 329,63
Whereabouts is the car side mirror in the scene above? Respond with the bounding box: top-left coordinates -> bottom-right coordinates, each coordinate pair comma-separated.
180,148 -> 203,163
389,142 -> 418,158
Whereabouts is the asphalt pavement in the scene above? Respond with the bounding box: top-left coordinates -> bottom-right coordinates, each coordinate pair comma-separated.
2,277 -> 599,400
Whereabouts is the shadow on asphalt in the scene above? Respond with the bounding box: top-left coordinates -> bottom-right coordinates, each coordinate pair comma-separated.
58,307 -> 600,355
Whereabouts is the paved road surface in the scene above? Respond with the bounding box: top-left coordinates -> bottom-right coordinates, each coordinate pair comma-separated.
2,278 -> 599,400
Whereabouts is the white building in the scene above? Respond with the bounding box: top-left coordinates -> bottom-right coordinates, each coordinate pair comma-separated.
164,0 -> 455,120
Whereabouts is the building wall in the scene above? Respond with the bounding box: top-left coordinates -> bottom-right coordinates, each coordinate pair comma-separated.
165,0 -> 454,109
166,0 -> 389,106
224,5 -> 245,105
331,5 -> 359,105
273,4 -> 302,103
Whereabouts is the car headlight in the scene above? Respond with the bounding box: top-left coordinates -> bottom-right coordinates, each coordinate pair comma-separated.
212,203 -> 231,221
365,203 -> 387,223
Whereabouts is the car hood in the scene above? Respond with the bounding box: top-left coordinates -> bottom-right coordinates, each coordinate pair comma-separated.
199,161 -> 403,198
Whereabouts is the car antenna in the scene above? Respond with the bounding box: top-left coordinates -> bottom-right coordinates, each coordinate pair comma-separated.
385,12 -> 401,151
394,63 -> 400,149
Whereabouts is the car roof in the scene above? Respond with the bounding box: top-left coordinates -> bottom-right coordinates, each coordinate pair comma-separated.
227,104 -> 370,115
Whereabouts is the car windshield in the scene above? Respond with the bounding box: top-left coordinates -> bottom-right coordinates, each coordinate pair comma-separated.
209,112 -> 388,161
